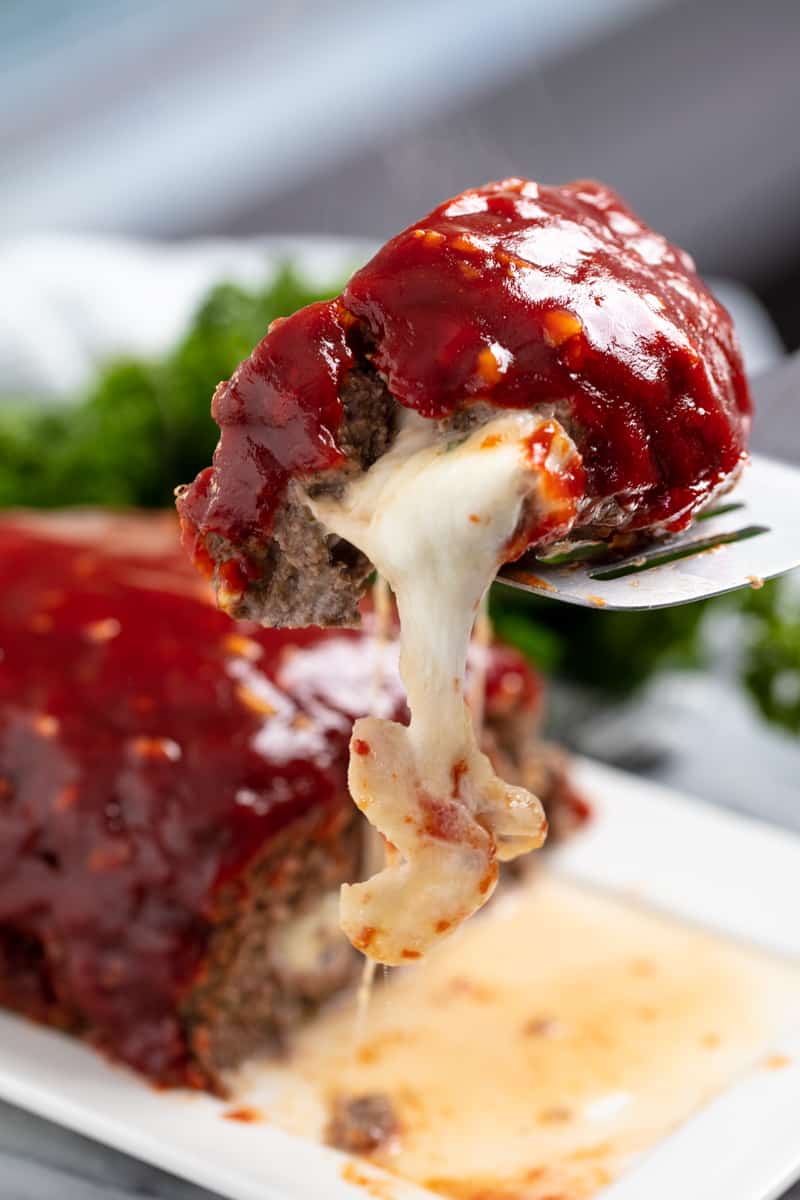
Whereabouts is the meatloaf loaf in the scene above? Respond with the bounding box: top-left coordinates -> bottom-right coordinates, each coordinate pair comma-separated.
0,511 -> 584,1092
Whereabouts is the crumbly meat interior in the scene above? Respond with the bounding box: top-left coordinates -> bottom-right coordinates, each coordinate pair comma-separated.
215,365 -> 397,628
182,807 -> 363,1088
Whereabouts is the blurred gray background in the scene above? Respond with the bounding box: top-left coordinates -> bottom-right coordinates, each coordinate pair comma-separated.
2,0 -> 799,348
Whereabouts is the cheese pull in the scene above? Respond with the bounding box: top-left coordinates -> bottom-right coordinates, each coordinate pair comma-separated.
310,411 -> 581,963
342,715 -> 546,964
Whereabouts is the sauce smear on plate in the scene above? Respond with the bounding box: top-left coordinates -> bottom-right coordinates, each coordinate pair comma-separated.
260,876 -> 800,1200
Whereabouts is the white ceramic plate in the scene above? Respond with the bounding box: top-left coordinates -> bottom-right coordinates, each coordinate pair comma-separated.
0,759 -> 798,1200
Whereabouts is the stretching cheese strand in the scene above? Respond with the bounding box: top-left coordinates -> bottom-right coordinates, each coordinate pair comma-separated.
309,411 -> 581,964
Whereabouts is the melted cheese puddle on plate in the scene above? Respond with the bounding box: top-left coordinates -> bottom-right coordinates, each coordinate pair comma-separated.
257,874 -> 800,1200
308,411 -> 580,963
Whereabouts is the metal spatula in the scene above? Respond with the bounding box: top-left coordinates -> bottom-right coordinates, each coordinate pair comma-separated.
498,353 -> 800,611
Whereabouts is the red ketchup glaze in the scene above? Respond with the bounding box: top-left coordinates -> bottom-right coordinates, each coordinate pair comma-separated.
345,179 -> 751,531
0,515 -> 544,1085
178,301 -> 354,591
0,516 -> 372,1084
178,178 -> 750,582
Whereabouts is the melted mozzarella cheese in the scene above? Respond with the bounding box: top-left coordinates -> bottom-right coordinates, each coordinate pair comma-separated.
308,411 -> 581,964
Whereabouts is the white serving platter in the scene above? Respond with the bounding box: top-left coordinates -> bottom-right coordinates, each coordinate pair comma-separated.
0,758 -> 798,1200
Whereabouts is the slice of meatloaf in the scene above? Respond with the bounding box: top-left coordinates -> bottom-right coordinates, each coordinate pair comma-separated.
0,511 -> 584,1093
177,178 -> 751,629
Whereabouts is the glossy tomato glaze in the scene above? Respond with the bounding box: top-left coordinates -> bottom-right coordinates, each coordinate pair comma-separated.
178,179 -> 751,586
0,514 -> 548,1085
